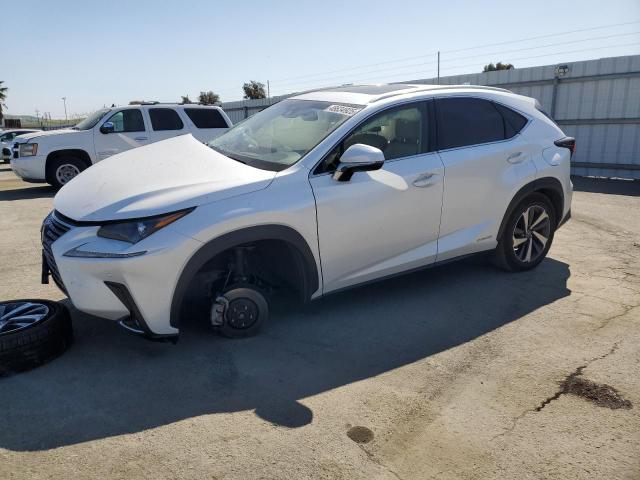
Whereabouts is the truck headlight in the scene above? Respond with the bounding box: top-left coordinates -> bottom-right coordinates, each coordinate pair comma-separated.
96,208 -> 194,244
19,143 -> 38,157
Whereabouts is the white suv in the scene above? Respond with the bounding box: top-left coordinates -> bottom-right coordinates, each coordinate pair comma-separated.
42,84 -> 573,341
12,103 -> 232,188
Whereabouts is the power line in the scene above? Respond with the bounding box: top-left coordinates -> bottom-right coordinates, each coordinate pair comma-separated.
270,31 -> 638,91
266,20 -> 640,85
268,42 -> 639,96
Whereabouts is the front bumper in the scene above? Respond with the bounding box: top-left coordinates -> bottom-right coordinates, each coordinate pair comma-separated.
11,153 -> 47,181
42,212 -> 203,337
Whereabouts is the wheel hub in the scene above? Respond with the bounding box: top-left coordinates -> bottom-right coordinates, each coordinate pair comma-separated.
226,298 -> 259,329
56,164 -> 80,185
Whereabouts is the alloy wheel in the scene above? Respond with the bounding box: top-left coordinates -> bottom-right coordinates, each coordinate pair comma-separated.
512,205 -> 551,263
0,302 -> 50,335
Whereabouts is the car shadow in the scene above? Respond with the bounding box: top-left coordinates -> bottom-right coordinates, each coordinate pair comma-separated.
0,256 -> 571,451
571,175 -> 640,197
0,185 -> 55,201
0,167 -> 13,173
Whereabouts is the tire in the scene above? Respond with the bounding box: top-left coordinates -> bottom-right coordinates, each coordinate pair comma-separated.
0,300 -> 73,376
214,286 -> 269,338
493,193 -> 557,272
47,156 -> 87,189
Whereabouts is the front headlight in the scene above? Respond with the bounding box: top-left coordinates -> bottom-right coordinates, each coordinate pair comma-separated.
19,143 -> 38,157
97,208 -> 194,244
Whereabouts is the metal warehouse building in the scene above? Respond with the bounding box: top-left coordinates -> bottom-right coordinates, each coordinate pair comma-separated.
221,54 -> 640,180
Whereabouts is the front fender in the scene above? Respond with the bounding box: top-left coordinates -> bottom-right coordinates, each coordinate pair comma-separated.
169,224 -> 320,329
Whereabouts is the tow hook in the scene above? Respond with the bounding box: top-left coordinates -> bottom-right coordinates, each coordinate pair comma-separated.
211,296 -> 229,326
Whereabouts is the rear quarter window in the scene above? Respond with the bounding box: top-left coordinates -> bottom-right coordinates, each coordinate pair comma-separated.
184,108 -> 228,128
493,102 -> 528,138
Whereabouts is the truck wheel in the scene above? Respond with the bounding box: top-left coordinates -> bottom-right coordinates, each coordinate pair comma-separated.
47,157 -> 86,189
0,300 -> 73,376
212,286 -> 269,338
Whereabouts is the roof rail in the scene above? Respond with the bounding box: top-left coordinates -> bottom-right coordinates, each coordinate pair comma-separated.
371,83 -> 512,102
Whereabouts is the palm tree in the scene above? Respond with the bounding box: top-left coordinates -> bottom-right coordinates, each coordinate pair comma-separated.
0,81 -> 7,123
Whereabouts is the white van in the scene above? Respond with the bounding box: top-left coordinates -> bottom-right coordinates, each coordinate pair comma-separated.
11,104 -> 232,188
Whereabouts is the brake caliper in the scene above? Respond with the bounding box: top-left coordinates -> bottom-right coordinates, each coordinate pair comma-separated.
210,296 -> 229,326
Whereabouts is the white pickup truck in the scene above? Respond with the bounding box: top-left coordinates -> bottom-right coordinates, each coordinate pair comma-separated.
11,103 -> 232,188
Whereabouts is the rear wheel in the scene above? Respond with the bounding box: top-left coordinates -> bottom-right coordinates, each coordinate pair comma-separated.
493,193 -> 556,271
47,157 -> 86,189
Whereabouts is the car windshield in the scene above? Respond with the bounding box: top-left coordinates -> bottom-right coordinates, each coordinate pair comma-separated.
208,99 -> 363,171
72,108 -> 110,131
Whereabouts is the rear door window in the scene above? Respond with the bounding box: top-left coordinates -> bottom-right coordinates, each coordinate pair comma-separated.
436,97 -> 505,150
184,108 -> 228,128
149,108 -> 184,131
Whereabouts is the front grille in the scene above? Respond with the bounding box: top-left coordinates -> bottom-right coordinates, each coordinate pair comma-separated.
42,211 -> 72,294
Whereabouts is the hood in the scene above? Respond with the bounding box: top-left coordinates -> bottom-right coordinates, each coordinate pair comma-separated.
14,129 -> 79,143
54,134 -> 277,222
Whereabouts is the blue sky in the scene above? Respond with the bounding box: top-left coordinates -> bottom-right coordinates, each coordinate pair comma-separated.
3,0 -> 639,117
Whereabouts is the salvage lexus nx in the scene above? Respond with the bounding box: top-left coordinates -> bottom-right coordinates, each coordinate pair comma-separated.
41,84 -> 573,340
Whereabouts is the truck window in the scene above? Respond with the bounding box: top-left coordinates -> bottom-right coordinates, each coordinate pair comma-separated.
184,108 -> 228,128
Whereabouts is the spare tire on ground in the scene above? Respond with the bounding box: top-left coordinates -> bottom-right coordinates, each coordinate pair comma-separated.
0,300 -> 73,376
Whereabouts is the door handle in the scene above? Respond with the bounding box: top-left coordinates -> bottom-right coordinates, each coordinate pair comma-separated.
506,151 -> 524,164
134,136 -> 148,141
412,172 -> 436,188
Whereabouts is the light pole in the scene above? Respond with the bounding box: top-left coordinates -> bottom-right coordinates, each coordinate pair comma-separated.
61,97 -> 68,123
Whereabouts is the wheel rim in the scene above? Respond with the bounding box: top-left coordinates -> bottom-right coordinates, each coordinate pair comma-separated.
226,297 -> 259,330
0,302 -> 49,335
512,205 -> 551,263
56,164 -> 80,185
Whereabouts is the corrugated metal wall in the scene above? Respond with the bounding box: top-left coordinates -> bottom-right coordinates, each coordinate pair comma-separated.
221,55 -> 640,179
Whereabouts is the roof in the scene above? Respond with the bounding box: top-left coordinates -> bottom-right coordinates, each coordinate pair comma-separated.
292,83 -> 511,104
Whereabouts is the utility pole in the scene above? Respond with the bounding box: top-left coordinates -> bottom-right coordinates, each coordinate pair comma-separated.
267,80 -> 270,100
35,109 -> 40,127
437,51 -> 440,85
62,97 -> 68,123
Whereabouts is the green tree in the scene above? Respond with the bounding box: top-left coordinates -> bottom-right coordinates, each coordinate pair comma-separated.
180,95 -> 193,104
0,81 -> 8,123
198,91 -> 220,105
242,81 -> 266,100
483,62 -> 514,72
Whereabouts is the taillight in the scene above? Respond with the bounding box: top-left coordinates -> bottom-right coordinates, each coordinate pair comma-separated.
554,137 -> 576,158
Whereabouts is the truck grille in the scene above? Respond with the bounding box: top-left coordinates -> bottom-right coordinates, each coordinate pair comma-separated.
41,211 -> 72,294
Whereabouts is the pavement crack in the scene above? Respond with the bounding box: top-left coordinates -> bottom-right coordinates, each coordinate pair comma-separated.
536,342 -> 634,414
356,444 -> 404,480
493,342 -> 628,440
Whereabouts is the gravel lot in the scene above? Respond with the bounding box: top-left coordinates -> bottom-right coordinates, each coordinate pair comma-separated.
0,167 -> 638,480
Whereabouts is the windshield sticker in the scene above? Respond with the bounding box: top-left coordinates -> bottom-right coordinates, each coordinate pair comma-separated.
324,105 -> 362,116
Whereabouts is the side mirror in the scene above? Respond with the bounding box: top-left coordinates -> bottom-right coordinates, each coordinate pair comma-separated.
100,122 -> 115,134
333,143 -> 385,182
